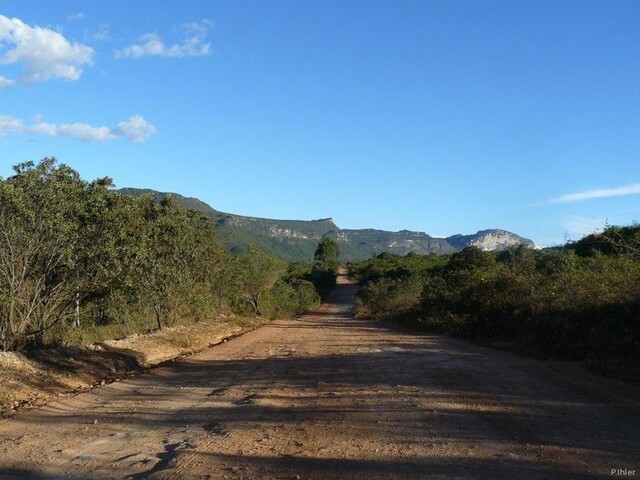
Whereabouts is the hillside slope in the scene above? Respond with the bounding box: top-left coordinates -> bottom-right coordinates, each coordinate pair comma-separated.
116,188 -> 533,262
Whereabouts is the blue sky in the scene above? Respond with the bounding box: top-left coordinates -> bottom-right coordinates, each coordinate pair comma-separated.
1,1 -> 639,246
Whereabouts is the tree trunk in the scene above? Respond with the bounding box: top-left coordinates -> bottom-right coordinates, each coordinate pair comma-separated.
249,294 -> 261,316
154,304 -> 163,330
73,291 -> 80,327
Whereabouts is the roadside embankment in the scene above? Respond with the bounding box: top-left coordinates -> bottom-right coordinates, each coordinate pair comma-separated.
0,315 -> 268,416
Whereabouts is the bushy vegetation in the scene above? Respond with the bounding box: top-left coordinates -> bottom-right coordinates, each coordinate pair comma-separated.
0,159 -> 320,351
352,236 -> 640,380
309,237 -> 341,296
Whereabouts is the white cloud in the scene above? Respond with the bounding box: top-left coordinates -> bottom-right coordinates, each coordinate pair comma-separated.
67,12 -> 86,21
113,115 -> 157,142
547,183 -> 640,204
115,19 -> 213,59
0,75 -> 14,88
0,114 -> 23,134
0,114 -> 156,142
25,121 -> 115,141
0,14 -> 93,85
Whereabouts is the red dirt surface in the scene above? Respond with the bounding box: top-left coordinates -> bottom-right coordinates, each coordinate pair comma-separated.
0,271 -> 638,479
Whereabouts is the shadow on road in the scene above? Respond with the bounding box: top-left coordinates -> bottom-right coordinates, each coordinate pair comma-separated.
1,280 -> 638,480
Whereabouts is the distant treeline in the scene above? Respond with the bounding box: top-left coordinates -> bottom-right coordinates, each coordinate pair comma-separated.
0,159 -> 335,351
351,228 -> 640,380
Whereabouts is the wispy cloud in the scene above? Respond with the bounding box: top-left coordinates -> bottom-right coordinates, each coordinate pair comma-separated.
546,183 -> 640,204
67,12 -> 85,21
0,14 -> 93,85
115,19 -> 213,59
0,114 -> 156,142
0,75 -> 15,88
86,25 -> 111,42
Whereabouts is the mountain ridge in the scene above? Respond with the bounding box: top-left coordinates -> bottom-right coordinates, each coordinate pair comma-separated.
116,188 -> 534,262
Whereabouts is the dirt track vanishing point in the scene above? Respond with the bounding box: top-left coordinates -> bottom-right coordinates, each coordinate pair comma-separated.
0,272 -> 638,479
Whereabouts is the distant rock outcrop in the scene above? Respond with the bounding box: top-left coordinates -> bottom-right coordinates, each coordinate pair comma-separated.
446,229 -> 535,251
116,188 -> 535,261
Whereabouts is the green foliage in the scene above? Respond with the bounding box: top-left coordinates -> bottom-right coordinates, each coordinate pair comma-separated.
0,159 -> 105,348
354,274 -> 423,319
314,238 -> 340,273
132,195 -> 223,329
286,262 -> 313,280
310,238 -> 341,295
352,240 -> 640,380
0,159 -> 322,351
569,224 -> 640,258
233,245 -> 287,315
261,279 -> 320,319
350,251 -> 447,285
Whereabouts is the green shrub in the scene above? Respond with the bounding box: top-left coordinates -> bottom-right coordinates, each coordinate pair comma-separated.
261,279 -> 320,319
0,159 -> 323,351
351,238 -> 640,380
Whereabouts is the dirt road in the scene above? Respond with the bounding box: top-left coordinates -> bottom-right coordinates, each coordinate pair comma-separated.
1,272 -> 638,479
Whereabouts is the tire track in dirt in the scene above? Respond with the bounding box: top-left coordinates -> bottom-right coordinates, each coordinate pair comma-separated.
0,271 -> 638,479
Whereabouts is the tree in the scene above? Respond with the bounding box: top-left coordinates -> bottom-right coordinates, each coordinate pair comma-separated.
310,237 -> 341,295
313,237 -> 340,273
235,245 -> 286,315
0,159 -> 107,348
135,195 -> 218,330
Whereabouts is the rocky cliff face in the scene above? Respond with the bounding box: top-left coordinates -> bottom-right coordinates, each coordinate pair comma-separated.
340,229 -> 457,256
446,229 -> 535,251
116,189 -> 535,261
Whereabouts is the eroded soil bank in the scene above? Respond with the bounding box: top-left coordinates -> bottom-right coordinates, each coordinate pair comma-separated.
0,316 -> 265,415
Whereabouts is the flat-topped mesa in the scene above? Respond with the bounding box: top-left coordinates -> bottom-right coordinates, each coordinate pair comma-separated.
115,188 -> 535,261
